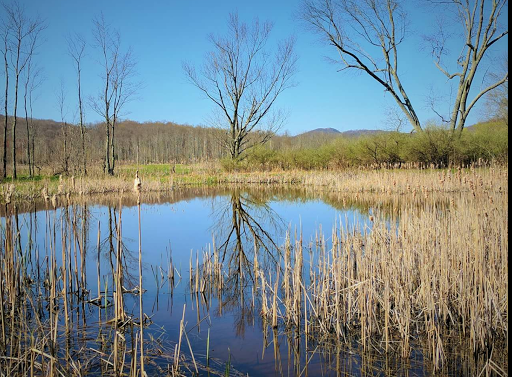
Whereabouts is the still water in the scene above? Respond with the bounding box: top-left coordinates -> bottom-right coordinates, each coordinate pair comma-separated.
2,187 -> 476,376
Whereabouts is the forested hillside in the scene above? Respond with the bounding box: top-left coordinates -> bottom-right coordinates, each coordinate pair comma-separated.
0,116 -> 226,172
0,115 -> 507,175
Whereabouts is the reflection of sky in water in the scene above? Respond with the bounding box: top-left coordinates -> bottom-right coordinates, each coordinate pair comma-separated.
269,199 -> 369,244
2,190 -> 373,376
4,194 -> 371,268
117,196 -> 371,267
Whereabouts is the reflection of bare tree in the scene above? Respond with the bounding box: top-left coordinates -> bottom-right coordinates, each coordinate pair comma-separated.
99,205 -> 139,294
213,189 -> 283,276
209,189 -> 284,336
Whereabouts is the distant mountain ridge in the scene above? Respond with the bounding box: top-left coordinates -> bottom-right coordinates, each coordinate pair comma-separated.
299,123 -> 498,137
300,127 -> 341,135
297,127 -> 388,138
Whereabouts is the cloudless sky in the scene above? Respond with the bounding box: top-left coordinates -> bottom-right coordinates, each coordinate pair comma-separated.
2,0 -> 508,135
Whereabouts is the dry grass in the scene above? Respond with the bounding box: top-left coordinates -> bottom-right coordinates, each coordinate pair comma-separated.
0,199 -> 202,376
0,162 -> 508,375
0,160 -> 507,204
194,164 -> 508,374
270,170 -> 506,372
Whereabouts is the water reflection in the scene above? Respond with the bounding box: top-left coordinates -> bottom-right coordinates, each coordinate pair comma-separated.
188,189 -> 285,338
213,189 -> 283,276
100,204 -> 140,293
0,186 -> 504,376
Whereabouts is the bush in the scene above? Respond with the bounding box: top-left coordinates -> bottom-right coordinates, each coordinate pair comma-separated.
400,125 -> 455,166
245,146 -> 278,170
220,157 -> 242,172
456,121 -> 508,164
219,120 -> 508,171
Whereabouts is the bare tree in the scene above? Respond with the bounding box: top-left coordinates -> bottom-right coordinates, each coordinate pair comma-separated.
184,13 -> 297,159
302,0 -> 508,136
426,0 -> 508,135
3,1 -> 45,179
483,55 -> 508,125
57,81 -> 70,174
22,51 -> 44,177
1,21 -> 9,179
302,0 -> 422,133
90,14 -> 138,175
67,33 -> 87,175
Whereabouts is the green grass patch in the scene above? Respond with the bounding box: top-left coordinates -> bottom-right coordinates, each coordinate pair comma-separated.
120,163 -> 192,176
1,174 -> 46,183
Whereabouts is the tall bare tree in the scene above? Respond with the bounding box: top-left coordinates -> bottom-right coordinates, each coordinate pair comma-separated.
3,1 -> 45,179
426,0 -> 508,135
22,52 -> 43,177
67,33 -> 87,175
302,0 -> 422,133
184,13 -> 297,159
301,0 -> 508,136
57,81 -> 70,174
90,14 -> 138,175
1,21 -> 9,179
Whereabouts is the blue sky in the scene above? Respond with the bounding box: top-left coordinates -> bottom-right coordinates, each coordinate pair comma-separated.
2,0 -> 508,135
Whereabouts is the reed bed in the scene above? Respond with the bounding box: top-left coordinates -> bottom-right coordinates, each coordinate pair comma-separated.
0,200 -> 207,376
0,163 -> 508,375
192,165 -> 508,374
271,195 -> 506,373
0,161 -> 506,204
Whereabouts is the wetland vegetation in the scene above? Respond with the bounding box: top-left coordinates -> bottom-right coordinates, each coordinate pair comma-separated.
0,164 -> 507,376
0,0 -> 507,375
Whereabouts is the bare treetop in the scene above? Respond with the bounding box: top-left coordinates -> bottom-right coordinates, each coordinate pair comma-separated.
302,0 -> 422,133
302,0 -> 508,135
90,13 -> 139,175
67,32 -> 86,69
424,0 -> 508,133
4,2 -> 46,65
184,13 -> 297,159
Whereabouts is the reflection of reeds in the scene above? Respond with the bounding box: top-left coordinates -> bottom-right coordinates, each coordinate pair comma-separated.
260,188 -> 507,372
193,165 -> 507,374
137,190 -> 145,376
2,162 -> 506,210
0,195 -> 198,376
0,164 -> 508,375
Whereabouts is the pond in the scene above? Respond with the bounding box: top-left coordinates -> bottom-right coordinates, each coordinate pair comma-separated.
0,186 -> 502,376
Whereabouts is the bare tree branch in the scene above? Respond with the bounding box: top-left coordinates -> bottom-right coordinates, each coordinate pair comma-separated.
301,0 -> 423,133
90,14 -> 139,175
67,32 -> 88,175
425,0 -> 508,134
184,13 -> 297,159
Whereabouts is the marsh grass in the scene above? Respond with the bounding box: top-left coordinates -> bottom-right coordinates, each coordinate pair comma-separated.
193,165 -> 508,375
0,199 -> 217,376
0,160 -> 506,204
301,187 -> 506,372
0,163 -> 507,375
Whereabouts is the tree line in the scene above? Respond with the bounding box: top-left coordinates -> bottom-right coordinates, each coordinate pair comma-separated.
0,0 -> 508,179
0,116 -> 228,173
0,113 -> 506,175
